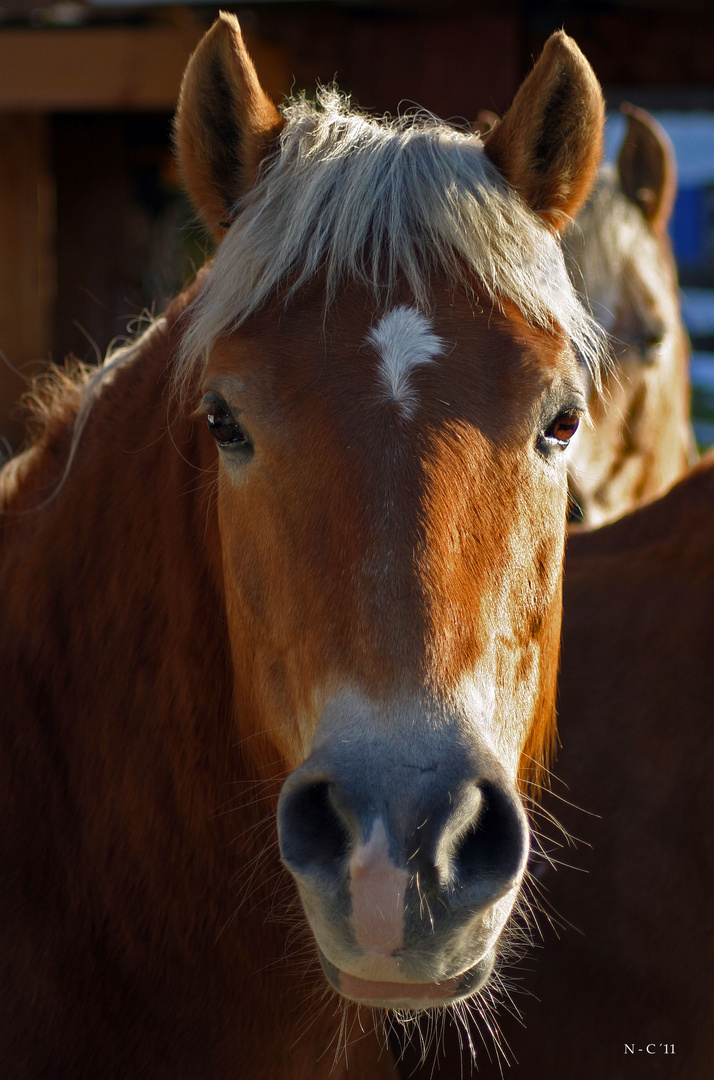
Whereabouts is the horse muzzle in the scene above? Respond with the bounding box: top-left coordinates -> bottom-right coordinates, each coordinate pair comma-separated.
276,690 -> 529,1010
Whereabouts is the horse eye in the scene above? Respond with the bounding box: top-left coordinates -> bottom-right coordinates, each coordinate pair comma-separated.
544,410 -> 580,445
206,403 -> 250,450
637,332 -> 665,362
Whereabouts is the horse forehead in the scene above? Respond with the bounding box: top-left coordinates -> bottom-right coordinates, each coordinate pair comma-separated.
207,290 -> 571,422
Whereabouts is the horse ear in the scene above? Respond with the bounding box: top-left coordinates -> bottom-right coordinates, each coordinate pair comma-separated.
471,110 -> 500,137
174,13 -> 284,242
483,31 -> 604,233
617,104 -> 677,233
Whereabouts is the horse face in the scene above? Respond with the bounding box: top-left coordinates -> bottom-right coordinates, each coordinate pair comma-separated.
565,108 -> 694,526
567,196 -> 689,524
178,14 -> 603,1013
200,285 -> 586,1006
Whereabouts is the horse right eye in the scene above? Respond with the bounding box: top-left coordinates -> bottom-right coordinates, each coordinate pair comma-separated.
545,410 -> 580,445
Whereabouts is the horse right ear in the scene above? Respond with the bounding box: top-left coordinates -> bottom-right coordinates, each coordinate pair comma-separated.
617,104 -> 677,233
175,13 -> 284,242
483,31 -> 604,233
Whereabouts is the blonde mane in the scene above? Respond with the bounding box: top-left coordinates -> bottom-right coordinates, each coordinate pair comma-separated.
176,89 -> 606,392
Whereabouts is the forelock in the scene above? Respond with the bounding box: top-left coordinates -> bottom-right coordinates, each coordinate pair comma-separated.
175,88 -> 607,396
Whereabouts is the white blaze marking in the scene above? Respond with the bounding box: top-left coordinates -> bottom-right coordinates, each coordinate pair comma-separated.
368,306 -> 446,419
349,818 -> 408,957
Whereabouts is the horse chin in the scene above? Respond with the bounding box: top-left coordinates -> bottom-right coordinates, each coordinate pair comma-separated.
317,948 -> 494,1011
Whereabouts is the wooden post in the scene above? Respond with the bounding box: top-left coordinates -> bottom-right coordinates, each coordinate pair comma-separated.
0,113 -> 55,451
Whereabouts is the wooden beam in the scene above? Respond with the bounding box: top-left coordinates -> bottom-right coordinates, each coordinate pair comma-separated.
0,27 -> 289,111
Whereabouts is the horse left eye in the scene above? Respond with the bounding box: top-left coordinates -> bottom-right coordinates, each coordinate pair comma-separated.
206,404 -> 250,448
544,411 -> 580,445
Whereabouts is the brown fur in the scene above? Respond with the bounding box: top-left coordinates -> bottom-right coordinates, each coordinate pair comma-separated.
0,21 -> 605,1075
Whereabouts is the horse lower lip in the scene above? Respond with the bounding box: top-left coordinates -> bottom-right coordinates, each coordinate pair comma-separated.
337,972 -> 462,1008
317,949 -> 494,1009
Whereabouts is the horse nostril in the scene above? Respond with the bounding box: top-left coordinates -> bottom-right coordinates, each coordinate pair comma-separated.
278,781 -> 352,882
450,782 -> 527,902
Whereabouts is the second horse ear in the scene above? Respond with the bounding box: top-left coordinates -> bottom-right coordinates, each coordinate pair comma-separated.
617,104 -> 677,233
174,13 -> 284,242
483,31 -> 604,233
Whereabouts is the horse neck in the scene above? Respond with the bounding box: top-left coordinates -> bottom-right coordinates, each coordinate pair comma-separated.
0,289 -> 280,942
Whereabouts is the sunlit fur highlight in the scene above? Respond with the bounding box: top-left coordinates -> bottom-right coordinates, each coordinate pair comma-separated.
1,317 -> 167,513
174,88 -> 606,396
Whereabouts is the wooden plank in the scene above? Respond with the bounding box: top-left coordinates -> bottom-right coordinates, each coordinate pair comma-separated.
0,114 -> 55,450
0,28 -> 289,111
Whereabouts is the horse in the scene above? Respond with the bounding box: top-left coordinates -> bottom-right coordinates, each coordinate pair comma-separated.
397,451 -> 714,1077
564,105 -> 697,525
0,16 -> 607,1077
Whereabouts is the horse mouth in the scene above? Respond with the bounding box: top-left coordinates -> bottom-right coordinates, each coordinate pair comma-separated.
317,949 -> 494,1010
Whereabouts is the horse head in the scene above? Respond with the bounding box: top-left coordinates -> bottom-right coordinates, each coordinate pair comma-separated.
174,15 -> 605,1010
565,105 -> 695,525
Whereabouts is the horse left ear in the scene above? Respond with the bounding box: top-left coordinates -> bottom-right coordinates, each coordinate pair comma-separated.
174,13 -> 284,242
617,104 -> 677,233
483,32 -> 604,233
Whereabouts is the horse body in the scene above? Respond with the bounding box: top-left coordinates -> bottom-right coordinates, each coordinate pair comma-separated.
0,17 -> 606,1076
565,106 -> 696,526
